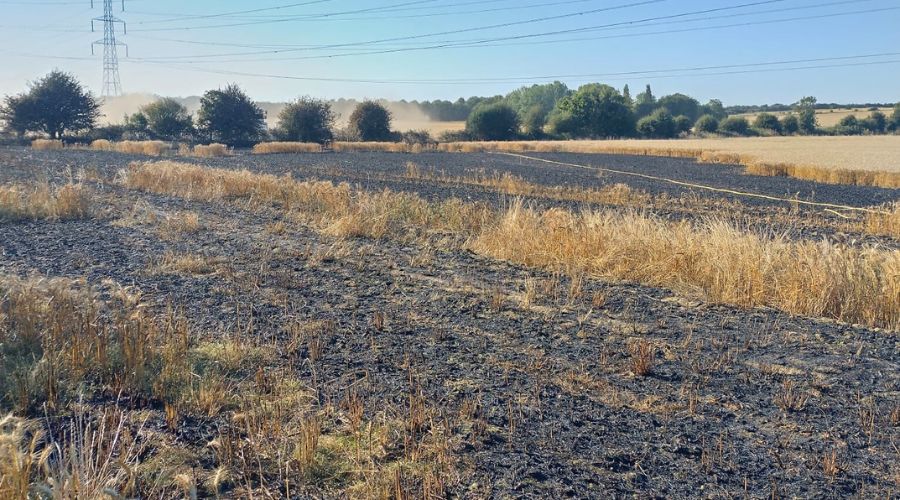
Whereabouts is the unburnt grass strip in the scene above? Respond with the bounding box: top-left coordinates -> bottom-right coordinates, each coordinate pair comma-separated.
123,160 -> 900,331
0,182 -> 91,221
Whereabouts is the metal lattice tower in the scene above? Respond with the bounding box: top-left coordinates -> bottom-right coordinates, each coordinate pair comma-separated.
91,0 -> 127,98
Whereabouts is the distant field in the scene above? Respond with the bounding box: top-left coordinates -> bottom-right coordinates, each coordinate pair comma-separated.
736,107 -> 893,127
394,120 -> 466,135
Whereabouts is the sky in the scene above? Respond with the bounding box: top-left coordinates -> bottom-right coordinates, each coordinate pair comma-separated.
0,0 -> 898,105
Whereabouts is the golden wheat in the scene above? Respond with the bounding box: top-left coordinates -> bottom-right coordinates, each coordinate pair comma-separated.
471,202 -> 899,330
252,142 -> 322,154
437,137 -> 900,188
91,140 -> 170,156
30,139 -> 64,151
865,202 -> 900,238
191,143 -> 231,157
0,183 -> 91,220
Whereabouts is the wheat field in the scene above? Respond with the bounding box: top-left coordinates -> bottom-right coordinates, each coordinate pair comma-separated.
736,107 -> 894,128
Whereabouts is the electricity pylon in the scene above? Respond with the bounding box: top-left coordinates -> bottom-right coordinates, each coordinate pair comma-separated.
91,0 -> 127,97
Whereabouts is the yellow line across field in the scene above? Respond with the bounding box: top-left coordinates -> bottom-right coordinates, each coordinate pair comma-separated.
496,152 -> 890,216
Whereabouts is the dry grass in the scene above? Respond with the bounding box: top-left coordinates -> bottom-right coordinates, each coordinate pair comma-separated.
190,143 -> 231,157
865,203 -> 900,238
125,161 -> 490,239
252,142 -> 322,154
333,142 -> 429,153
30,139 -> 63,151
123,161 -> 899,330
0,183 -> 91,221
470,202 -> 900,330
91,140 -> 170,156
437,137 -> 900,188
405,162 -> 651,206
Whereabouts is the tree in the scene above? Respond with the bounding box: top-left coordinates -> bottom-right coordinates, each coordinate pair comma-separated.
657,94 -> 701,122
634,84 -> 656,118
835,115 -> 863,135
719,116 -> 750,136
859,111 -> 886,134
0,70 -> 100,138
466,103 -> 520,140
197,84 -> 266,147
349,101 -> 393,141
636,109 -> 676,138
522,104 -> 548,138
275,96 -> 335,143
139,98 -> 193,140
622,84 -> 632,107
780,114 -> 800,135
673,115 -> 693,135
694,115 -> 719,134
700,99 -> 726,120
753,113 -> 782,134
552,83 -> 635,138
889,103 -> 900,131
794,96 -> 818,134
504,81 -> 569,117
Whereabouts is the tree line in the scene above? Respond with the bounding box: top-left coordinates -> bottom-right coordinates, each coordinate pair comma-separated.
2,71 -> 899,147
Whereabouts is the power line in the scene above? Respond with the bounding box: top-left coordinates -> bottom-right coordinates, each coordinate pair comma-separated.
118,52 -> 900,85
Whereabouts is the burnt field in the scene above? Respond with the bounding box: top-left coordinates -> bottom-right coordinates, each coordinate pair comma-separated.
0,145 -> 898,498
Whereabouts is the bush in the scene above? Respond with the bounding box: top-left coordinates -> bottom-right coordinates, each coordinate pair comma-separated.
522,104 -> 548,138
138,98 -> 194,141
197,84 -> 266,147
438,130 -> 474,142
673,115 -> 692,135
0,70 -> 100,138
466,103 -> 520,141
753,113 -> 782,134
348,101 -> 393,142
889,103 -> 900,132
780,114 -> 800,135
275,96 -> 335,144
657,93 -> 701,122
401,130 -> 435,147
860,111 -> 886,134
719,116 -> 750,136
835,115 -> 863,135
693,115 -> 719,134
636,109 -> 676,138
86,124 -> 127,142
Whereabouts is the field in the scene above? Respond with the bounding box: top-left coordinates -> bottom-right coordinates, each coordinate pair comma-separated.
736,107 -> 895,128
0,145 -> 897,497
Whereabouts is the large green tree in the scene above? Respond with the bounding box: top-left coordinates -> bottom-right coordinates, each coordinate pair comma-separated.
132,98 -> 194,140
550,83 -> 634,138
466,102 -> 520,141
275,96 -> 335,143
633,84 -> 656,118
657,93 -> 701,122
348,101 -> 393,141
197,84 -> 266,147
794,96 -> 818,134
0,70 -> 100,138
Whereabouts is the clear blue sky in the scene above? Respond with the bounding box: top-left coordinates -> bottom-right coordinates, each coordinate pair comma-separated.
0,0 -> 898,105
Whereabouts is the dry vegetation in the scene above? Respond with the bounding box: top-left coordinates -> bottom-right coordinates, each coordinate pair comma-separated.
29,139 -> 63,151
253,142 -> 322,154
0,183 -> 91,221
124,161 -> 899,330
90,139 -> 170,156
189,143 -> 231,157
437,137 -> 900,188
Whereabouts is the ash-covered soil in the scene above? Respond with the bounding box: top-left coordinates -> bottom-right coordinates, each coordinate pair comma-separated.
1,146 -> 898,497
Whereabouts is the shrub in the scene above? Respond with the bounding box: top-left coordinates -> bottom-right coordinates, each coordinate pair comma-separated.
781,114 -> 800,135
196,84 -> 266,147
636,109 -> 676,138
753,113 -> 782,134
348,101 -> 393,142
87,124 -> 127,142
522,104 -> 548,138
438,130 -> 474,142
275,96 -> 335,144
889,103 -> 900,132
401,130 -> 435,147
0,71 -> 100,138
835,115 -> 863,135
673,115 -> 693,135
693,114 -> 719,134
860,111 -> 886,134
719,116 -> 750,136
657,93 -> 701,122
466,103 -> 520,141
